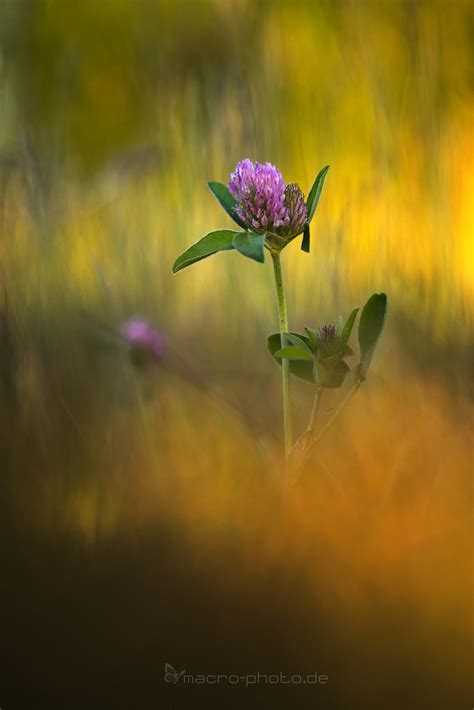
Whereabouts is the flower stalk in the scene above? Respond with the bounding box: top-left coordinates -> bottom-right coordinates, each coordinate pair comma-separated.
308,386 -> 323,433
271,251 -> 292,460
311,382 -> 361,447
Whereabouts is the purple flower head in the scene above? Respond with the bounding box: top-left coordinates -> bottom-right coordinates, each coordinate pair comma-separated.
120,317 -> 166,362
283,183 -> 308,236
316,324 -> 338,342
228,159 -> 307,245
316,323 -> 342,358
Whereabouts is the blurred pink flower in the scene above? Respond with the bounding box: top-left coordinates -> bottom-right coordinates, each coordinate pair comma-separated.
120,318 -> 166,362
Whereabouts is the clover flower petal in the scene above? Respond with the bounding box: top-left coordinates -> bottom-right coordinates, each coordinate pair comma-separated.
228,160 -> 307,241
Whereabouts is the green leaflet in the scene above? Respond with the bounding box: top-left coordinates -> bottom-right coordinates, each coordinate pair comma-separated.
306,165 -> 330,223
207,182 -> 247,229
173,230 -> 243,273
232,232 -> 265,263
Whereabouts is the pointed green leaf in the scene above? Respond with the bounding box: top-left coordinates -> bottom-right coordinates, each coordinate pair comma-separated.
306,165 -> 330,223
207,182 -> 247,229
268,331 -> 349,387
274,346 -> 313,361
358,293 -> 388,378
341,307 -> 359,344
232,232 -> 265,263
301,223 -> 311,253
173,230 -> 241,273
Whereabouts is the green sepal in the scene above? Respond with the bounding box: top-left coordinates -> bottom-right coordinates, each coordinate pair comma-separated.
304,327 -> 318,350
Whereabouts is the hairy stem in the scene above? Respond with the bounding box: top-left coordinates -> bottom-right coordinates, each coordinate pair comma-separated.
289,382 -> 361,486
308,386 -> 323,432
271,251 -> 292,459
312,383 -> 361,446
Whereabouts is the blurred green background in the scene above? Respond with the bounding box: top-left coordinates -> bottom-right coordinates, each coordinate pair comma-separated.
0,1 -> 472,707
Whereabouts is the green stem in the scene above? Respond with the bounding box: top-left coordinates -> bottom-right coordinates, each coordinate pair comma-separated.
312,383 -> 361,446
271,251 -> 292,459
289,382 -> 361,486
308,386 -> 323,432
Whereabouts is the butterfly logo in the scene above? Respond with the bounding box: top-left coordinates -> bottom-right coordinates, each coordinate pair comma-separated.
164,663 -> 186,684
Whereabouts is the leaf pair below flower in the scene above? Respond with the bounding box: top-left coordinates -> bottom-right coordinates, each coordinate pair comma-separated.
267,293 -> 387,388
172,229 -> 265,273
268,331 -> 351,389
